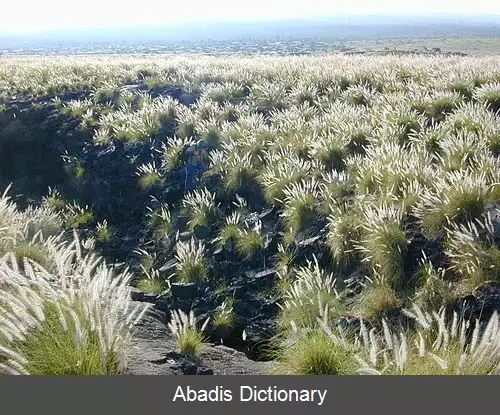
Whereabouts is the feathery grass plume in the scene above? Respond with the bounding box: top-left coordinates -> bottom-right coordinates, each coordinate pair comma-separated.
41,187 -> 66,213
235,219 -> 263,260
279,256 -> 343,333
173,238 -> 208,283
326,205 -> 364,265
415,171 -> 492,237
136,266 -> 169,295
146,204 -> 173,241
176,107 -> 199,139
215,212 -> 242,249
278,329 -> 356,375
182,188 -> 220,231
168,309 -> 208,357
437,131 -> 490,172
474,82 -> 500,114
281,179 -> 319,236
356,204 -> 408,288
161,136 -> 195,172
259,153 -> 313,203
319,171 -> 355,213
250,81 -> 288,113
341,84 -> 378,107
413,254 -> 455,309
426,91 -> 462,119
222,150 -> 259,192
95,220 -> 113,241
136,162 -> 164,190
0,231 -> 149,375
212,298 -> 235,329
63,203 -> 94,228
445,213 -> 500,288
358,306 -> 500,375
309,133 -> 347,172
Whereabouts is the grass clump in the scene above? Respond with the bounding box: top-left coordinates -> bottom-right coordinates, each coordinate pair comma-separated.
412,256 -> 455,309
173,238 -> 208,283
64,203 -> 94,228
212,299 -> 235,329
358,279 -> 402,320
216,212 -> 242,249
0,233 -> 149,375
146,204 -> 173,240
136,163 -> 164,190
326,207 -> 364,265
168,309 -> 208,358
357,306 -> 500,375
357,204 -> 408,288
279,257 -> 343,333
235,221 -> 264,260
445,214 -> 500,288
279,330 -> 356,375
281,179 -> 319,236
416,172 -> 491,237
474,82 -> 500,113
182,189 -> 221,231
96,220 -> 113,241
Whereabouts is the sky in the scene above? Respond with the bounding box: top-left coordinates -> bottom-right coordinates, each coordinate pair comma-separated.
1,0 -> 500,34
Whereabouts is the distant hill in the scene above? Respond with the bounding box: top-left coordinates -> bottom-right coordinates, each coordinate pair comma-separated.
1,13 -> 499,52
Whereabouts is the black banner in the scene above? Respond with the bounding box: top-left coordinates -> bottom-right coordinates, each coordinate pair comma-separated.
0,376 -> 498,414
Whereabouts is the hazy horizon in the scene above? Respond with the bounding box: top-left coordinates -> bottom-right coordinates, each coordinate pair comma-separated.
2,0 -> 500,34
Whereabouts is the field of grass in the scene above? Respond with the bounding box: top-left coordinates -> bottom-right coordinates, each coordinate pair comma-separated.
0,53 -> 499,375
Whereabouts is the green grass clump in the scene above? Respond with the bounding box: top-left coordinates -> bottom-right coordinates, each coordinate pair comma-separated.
474,82 -> 500,113
216,212 -> 241,249
15,302 -> 119,375
96,220 -> 113,241
279,258 -> 344,332
212,299 -> 235,329
146,205 -> 173,240
279,330 -> 356,375
168,309 -> 208,358
182,189 -> 221,231
13,242 -> 51,270
358,282 -> 402,321
326,207 -> 364,265
412,258 -> 456,309
173,239 -> 208,283
282,179 -> 319,235
136,278 -> 167,294
358,205 -> 408,288
64,204 -> 94,228
137,163 -> 164,190
417,172 -> 490,237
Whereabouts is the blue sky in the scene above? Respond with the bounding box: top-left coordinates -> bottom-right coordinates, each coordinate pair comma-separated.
1,0 -> 500,34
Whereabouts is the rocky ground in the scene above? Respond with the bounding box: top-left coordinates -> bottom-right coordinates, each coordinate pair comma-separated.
127,304 -> 272,375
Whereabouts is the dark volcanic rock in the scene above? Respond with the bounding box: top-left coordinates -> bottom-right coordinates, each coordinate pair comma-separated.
171,282 -> 199,300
